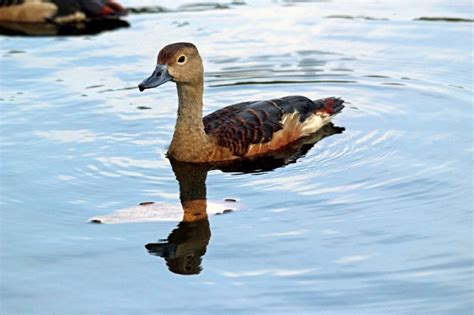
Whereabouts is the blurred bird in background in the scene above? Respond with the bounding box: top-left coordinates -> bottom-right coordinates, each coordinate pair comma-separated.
0,0 -> 126,23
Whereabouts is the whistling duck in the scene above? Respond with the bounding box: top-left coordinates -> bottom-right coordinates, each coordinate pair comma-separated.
0,0 -> 125,23
138,42 -> 345,163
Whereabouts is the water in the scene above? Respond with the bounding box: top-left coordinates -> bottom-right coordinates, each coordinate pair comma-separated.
1,1 -> 473,314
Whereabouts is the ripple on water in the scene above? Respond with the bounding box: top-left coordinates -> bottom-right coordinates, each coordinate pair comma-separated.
0,1 -> 472,314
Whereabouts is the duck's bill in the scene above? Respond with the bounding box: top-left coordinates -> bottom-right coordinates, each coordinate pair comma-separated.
138,64 -> 172,92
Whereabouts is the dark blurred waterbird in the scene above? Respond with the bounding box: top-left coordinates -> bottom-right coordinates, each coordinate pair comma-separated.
139,42 -> 345,163
0,0 -> 125,23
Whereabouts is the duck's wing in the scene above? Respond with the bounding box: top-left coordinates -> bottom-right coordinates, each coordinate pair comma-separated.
203,96 -> 344,157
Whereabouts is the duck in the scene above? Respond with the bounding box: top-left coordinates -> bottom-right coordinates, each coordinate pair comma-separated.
0,0 -> 125,24
138,42 -> 345,163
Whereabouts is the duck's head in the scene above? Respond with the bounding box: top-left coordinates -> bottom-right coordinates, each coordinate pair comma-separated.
138,42 -> 203,92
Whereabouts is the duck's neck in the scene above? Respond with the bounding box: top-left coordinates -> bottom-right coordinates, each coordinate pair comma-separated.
176,80 -> 205,132
169,80 -> 212,161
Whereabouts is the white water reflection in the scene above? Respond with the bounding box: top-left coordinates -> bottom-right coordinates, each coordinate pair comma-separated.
220,268 -> 316,278
335,255 -> 373,265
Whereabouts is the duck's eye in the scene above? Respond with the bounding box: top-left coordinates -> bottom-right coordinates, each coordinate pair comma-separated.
177,55 -> 186,64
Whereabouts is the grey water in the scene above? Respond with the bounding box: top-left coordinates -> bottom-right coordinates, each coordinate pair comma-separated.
0,0 -> 473,314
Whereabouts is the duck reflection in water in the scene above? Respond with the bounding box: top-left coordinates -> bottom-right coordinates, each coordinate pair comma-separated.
145,123 -> 344,275
145,160 -> 211,275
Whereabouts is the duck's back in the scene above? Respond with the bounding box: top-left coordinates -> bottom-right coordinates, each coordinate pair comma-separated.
203,96 -> 344,158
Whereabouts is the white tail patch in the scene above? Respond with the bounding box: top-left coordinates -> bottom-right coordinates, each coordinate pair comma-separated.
301,112 -> 331,136
245,111 -> 331,157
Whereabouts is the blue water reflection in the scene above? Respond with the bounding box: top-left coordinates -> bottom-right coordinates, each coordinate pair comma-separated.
1,1 -> 472,314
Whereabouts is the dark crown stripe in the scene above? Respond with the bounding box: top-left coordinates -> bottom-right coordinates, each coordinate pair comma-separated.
157,42 -> 197,64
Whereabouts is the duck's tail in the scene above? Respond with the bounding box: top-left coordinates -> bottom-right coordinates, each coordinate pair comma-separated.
316,97 -> 345,116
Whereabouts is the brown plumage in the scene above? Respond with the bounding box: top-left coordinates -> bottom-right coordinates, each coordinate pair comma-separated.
0,0 -> 125,23
157,42 -> 197,65
138,42 -> 345,163
204,96 -> 344,157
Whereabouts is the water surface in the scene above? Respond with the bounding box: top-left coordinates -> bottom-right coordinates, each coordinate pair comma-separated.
0,1 -> 472,314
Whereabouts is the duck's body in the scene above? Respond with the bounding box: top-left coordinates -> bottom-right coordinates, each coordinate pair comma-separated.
0,0 -> 125,23
139,42 -> 344,163
203,96 -> 344,159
